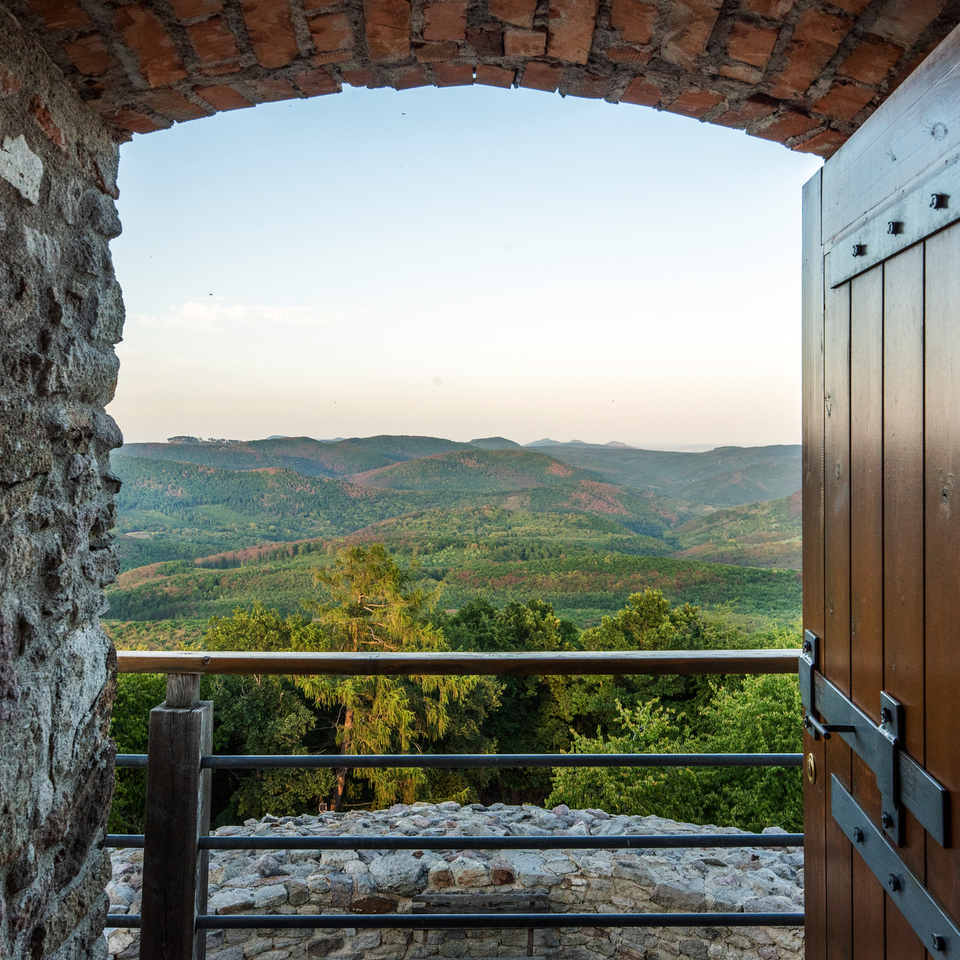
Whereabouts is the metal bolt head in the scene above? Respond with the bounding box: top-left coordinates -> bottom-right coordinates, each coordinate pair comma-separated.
881,811 -> 894,828
852,827 -> 864,843
887,221 -> 903,235
880,707 -> 892,724
931,934 -> 946,952
931,193 -> 949,210
852,243 -> 866,257
887,874 -> 901,892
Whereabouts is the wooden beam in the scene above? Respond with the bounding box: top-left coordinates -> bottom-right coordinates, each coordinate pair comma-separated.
116,648 -> 801,677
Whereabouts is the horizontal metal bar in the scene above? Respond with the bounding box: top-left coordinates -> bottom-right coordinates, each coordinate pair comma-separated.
106,834 -> 146,848
200,833 -> 803,851
116,754 -> 148,768
197,911 -> 805,931
117,649 -> 800,677
105,915 -> 141,928
202,752 -> 803,771
832,777 -> 960,956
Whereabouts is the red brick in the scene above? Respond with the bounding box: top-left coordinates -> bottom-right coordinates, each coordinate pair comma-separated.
313,49 -> 351,64
169,0 -> 222,18
422,1 -> 467,41
666,87 -> 723,118
340,67 -> 376,86
754,108 -> 821,143
432,62 -> 473,85
29,95 -> 67,149
392,64 -> 429,88
620,75 -> 660,106
61,32 -> 113,76
606,45 -> 651,64
476,64 -> 515,87
364,0 -> 411,60
546,0 -> 599,64
0,67 -> 22,98
562,71 -> 610,99
738,0 -> 792,15
812,80 -> 875,121
519,59 -> 562,91
489,0 -> 537,29
726,22 -> 778,68
292,65 -> 340,94
712,93 -> 778,128
838,34 -> 903,85
240,0 -> 300,68
504,27 -> 546,57
187,17 -> 241,64
253,76 -> 301,100
609,0 -> 655,45
193,82 -> 254,109
141,87 -> 209,121
26,0 -> 89,32
872,0 -> 943,47
793,127 -> 849,157
718,61 -> 762,83
766,8 -> 853,99
307,12 -> 352,54
103,106 -> 163,134
660,0 -> 722,71
466,25 -> 503,56
115,4 -> 188,87
415,40 -> 458,60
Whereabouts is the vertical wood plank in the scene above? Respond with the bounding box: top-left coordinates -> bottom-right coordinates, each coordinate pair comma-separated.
141,698 -> 213,960
823,277 -> 852,960
882,243 -> 926,960
801,169 -> 827,960
848,265 -> 886,960
923,222 -> 960,924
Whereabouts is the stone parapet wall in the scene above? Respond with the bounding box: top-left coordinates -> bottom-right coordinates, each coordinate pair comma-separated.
107,803 -> 804,960
0,8 -> 122,956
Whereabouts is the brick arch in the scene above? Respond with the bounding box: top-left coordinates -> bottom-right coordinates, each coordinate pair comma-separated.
9,0 -> 960,158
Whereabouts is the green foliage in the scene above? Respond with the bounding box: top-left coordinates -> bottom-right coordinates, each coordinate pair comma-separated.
109,673 -> 167,832
297,545 -> 482,809
546,672 -> 803,833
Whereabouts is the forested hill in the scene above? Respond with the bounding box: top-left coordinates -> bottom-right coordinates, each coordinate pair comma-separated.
115,435 -> 800,509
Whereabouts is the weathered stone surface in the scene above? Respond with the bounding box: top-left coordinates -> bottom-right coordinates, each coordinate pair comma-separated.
107,804 -> 803,960
0,7 -> 121,958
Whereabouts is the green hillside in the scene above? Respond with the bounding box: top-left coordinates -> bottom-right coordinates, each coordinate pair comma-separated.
104,544 -> 801,628
533,443 -> 802,507
671,490 -> 802,569
352,448 -> 599,491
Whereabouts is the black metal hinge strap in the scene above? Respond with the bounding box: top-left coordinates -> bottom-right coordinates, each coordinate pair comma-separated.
800,631 -> 949,848
832,777 -> 960,956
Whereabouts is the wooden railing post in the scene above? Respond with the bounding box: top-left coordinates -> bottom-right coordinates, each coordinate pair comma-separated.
140,673 -> 212,960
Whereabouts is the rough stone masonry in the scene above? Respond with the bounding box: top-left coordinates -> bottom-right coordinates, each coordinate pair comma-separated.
0,7 -> 123,957
106,803 -> 804,960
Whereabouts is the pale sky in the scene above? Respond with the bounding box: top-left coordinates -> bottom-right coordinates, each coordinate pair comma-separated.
107,84 -> 821,449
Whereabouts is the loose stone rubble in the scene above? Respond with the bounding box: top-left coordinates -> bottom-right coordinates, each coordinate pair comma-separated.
107,803 -> 804,960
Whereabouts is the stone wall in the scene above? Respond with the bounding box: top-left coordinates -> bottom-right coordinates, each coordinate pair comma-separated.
107,803 -> 804,960
0,7 -> 122,957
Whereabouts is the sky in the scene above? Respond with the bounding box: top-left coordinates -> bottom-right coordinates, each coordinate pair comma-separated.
107,84 -> 822,450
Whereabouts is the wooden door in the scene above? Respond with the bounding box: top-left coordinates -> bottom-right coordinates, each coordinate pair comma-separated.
802,22 -> 960,960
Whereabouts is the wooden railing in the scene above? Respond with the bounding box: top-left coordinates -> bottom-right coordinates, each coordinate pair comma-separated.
107,648 -> 804,960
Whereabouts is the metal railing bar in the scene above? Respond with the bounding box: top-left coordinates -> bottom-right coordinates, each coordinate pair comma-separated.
199,833 -> 803,851
117,648 -> 800,677
106,835 -> 146,848
116,754 -> 148,768
105,915 -> 141,928
201,752 -> 803,770
196,912 -> 805,930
